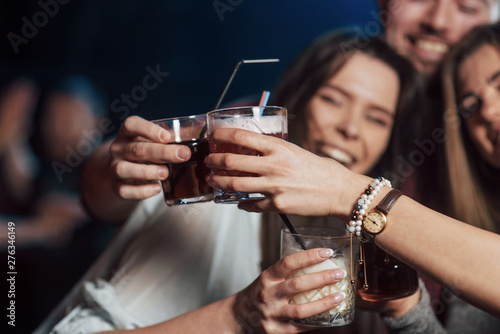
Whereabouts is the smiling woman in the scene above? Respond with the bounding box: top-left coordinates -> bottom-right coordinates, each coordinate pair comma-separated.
272,29 -> 422,179
442,23 -> 500,233
459,46 -> 500,167
302,52 -> 399,174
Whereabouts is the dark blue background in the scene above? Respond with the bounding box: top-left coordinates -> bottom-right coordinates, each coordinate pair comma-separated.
0,0 -> 378,127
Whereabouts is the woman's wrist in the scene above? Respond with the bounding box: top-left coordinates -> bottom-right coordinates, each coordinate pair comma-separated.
332,172 -> 391,221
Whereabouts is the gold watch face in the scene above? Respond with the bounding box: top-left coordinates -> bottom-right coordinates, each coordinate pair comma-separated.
364,210 -> 387,234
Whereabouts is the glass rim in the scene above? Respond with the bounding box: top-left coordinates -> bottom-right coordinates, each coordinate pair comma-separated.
207,105 -> 286,116
152,113 -> 207,124
282,226 -> 351,240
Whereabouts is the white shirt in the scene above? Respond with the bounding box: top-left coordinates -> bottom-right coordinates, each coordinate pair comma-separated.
48,194 -> 262,332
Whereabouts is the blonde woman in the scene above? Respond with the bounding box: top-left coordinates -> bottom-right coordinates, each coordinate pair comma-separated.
441,24 -> 500,232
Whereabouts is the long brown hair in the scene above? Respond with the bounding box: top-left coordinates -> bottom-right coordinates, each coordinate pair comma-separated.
272,28 -> 422,181
442,23 -> 500,232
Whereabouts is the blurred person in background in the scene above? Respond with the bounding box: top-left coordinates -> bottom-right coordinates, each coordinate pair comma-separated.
375,2 -> 500,331
375,0 -> 500,177
412,22 -> 500,333
0,75 -> 113,333
379,0 -> 499,78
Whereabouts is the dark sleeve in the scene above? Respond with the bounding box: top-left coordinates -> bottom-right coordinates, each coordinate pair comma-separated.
382,279 -> 446,334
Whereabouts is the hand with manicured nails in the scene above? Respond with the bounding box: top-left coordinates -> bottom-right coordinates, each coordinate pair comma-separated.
230,248 -> 346,333
96,248 -> 347,334
205,128 -> 368,220
204,129 -> 500,320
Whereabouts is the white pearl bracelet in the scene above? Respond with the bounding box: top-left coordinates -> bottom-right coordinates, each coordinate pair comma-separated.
348,176 -> 392,237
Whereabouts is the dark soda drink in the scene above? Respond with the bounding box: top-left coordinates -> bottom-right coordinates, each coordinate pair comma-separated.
357,242 -> 419,301
162,138 -> 212,205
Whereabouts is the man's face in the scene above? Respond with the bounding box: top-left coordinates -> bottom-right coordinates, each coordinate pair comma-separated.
382,0 -> 497,76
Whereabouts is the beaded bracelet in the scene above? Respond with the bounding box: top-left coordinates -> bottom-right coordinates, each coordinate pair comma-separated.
347,176 -> 392,237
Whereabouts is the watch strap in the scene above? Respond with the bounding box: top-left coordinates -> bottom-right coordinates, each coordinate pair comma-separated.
362,189 -> 403,242
375,189 -> 403,215
361,228 -> 376,243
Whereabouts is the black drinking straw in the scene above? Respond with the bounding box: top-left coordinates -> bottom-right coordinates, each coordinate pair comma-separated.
278,213 -> 297,234
199,58 -> 279,138
213,59 -> 279,110
279,213 -> 306,250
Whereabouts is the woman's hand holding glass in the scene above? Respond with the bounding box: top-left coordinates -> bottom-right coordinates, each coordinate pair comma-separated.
233,247 -> 346,333
205,128 -> 367,219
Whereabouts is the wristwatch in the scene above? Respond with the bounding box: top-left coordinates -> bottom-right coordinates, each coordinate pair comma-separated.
362,189 -> 403,242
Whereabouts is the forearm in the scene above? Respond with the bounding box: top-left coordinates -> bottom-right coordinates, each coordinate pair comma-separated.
95,246 -> 347,334
204,133 -> 500,316
80,141 -> 139,224
334,172 -> 500,316
97,295 -> 239,334
153,295 -> 239,333
375,195 -> 500,317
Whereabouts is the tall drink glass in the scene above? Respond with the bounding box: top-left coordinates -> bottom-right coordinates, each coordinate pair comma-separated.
206,106 -> 287,203
153,114 -> 213,205
281,226 -> 360,327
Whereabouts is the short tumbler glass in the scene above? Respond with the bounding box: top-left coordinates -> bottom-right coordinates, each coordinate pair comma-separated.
281,226 -> 360,327
153,114 -> 213,205
206,105 -> 287,203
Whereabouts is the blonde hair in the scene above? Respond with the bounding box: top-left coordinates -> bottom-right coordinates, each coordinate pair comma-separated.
442,24 -> 500,232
